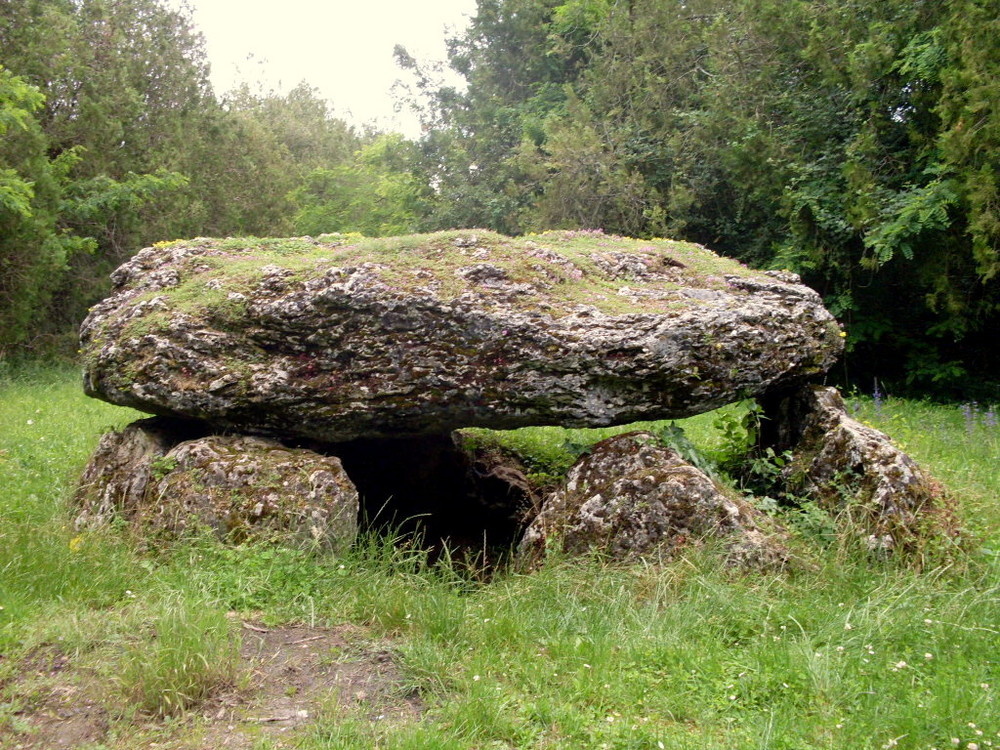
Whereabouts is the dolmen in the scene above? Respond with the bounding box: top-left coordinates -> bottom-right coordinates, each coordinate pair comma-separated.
75,230 -> 947,561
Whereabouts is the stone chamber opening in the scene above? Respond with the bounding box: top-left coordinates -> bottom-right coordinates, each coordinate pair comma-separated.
320,434 -> 538,564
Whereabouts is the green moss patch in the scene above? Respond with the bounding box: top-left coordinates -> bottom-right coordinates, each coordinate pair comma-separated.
131,229 -> 767,325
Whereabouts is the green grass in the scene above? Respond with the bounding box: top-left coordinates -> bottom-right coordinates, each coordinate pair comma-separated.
118,593 -> 239,716
456,402 -> 744,496
1,363 -> 998,748
0,363 -> 143,631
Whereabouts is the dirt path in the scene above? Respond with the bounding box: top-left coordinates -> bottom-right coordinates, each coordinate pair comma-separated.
1,623 -> 423,749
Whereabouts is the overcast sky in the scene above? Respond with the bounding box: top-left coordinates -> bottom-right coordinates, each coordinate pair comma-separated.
174,0 -> 476,137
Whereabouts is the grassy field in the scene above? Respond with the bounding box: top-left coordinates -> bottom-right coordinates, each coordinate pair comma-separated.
0,364 -> 997,749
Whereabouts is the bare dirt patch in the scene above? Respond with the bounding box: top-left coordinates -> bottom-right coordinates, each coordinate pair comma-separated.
0,646 -> 109,749
1,624 -> 422,749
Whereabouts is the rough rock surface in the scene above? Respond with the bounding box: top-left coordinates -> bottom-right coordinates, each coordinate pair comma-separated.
76,421 -> 358,549
75,416 -> 205,529
453,428 -> 548,529
772,386 -> 947,550
518,432 -> 785,566
146,435 -> 358,548
80,230 -> 843,442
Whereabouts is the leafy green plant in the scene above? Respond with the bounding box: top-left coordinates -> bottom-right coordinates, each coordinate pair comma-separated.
649,420 -> 718,477
742,445 -> 795,495
149,455 -> 178,481
708,401 -> 762,469
784,499 -> 839,543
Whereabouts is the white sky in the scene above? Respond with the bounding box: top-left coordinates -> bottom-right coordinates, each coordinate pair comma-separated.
174,0 -> 476,137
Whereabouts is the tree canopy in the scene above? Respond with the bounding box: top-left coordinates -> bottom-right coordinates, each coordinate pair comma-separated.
0,0 -> 366,354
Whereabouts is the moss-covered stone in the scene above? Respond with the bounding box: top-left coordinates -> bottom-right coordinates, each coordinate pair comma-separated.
768,385 -> 954,552
518,431 -> 787,567
74,420 -> 358,551
81,229 -> 843,441
145,435 -> 358,550
75,417 -> 204,530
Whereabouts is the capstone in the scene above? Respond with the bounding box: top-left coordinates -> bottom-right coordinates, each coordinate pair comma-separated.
80,230 -> 843,442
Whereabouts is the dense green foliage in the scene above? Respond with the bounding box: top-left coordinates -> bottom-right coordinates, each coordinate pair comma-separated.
0,65 -> 90,353
1,365 -> 998,747
292,133 -> 428,237
2,0 -> 999,395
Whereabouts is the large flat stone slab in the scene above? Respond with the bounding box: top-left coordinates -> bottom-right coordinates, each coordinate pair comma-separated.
81,230 -> 843,441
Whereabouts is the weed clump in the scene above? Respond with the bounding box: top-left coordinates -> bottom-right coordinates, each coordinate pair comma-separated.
118,596 -> 238,716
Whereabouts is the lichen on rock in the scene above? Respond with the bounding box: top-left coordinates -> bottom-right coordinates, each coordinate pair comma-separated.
80,229 -> 844,442
518,431 -> 786,567
769,385 -> 951,551
75,420 -> 358,551
144,435 -> 358,549
75,417 -> 205,530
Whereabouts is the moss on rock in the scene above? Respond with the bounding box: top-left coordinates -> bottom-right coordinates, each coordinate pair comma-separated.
75,420 -> 358,551
81,230 -> 844,442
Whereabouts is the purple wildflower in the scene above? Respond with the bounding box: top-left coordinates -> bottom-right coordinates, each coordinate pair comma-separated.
984,405 -> 997,430
960,402 -> 978,435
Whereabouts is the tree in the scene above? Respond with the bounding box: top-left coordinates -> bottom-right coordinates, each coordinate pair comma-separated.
515,95 -> 666,235
173,83 -> 363,238
418,0 -> 1000,394
404,0 -> 587,234
292,134 -> 427,237
0,0 -> 211,347
1,1 -> 364,352
0,66 -> 91,353
0,0 -> 213,178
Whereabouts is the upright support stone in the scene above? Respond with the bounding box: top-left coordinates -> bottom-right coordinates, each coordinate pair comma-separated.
518,432 -> 787,567
75,417 -> 205,530
768,385 -> 952,551
75,420 -> 359,550
145,435 -> 358,550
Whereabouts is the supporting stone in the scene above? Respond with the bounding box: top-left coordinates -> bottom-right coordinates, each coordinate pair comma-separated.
767,385 -> 951,551
75,416 -> 206,530
75,420 -> 359,551
518,432 -> 786,567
